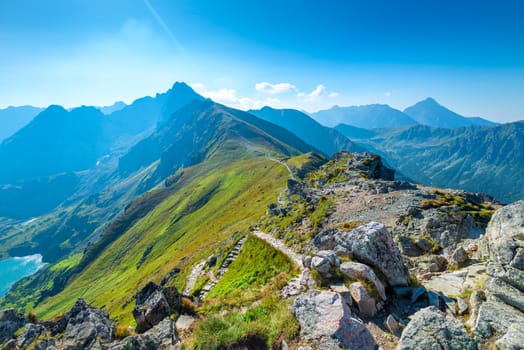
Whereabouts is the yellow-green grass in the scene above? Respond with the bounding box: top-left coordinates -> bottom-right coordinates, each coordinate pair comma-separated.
34,156 -> 289,326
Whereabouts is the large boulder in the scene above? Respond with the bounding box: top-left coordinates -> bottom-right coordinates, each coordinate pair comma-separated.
483,200 -> 524,266
398,306 -> 476,350
132,282 -> 180,333
57,298 -> 115,349
293,290 -> 376,350
318,222 -> 409,286
0,308 -> 25,342
109,318 -> 175,350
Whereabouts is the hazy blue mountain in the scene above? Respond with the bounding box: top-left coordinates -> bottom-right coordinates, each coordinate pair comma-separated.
249,106 -> 364,156
404,98 -> 497,128
0,106 -> 44,142
0,105 -> 107,184
359,122 -> 524,203
335,123 -> 377,139
98,101 -> 127,115
312,104 -> 418,129
105,82 -> 204,144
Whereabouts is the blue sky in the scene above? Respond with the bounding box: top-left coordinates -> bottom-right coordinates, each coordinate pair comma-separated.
1,0 -> 523,122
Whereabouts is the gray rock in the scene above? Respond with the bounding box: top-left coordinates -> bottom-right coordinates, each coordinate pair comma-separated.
451,247 -> 469,266
340,261 -> 387,300
485,277 -> 524,313
16,323 -> 46,348
398,306 -> 476,350
132,282 -> 180,333
510,247 -> 524,270
495,323 -> 524,350
109,318 -> 175,350
474,296 -> 524,337
0,308 -> 25,342
302,255 -> 312,269
59,298 -> 115,349
484,200 -> 524,266
349,282 -> 378,317
175,315 -> 194,331
456,298 -> 469,316
293,290 -> 376,350
385,314 -> 401,335
466,290 -> 485,329
332,222 -> 409,286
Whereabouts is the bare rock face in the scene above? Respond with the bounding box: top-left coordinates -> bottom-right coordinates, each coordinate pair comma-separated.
397,306 -> 476,350
132,282 -> 181,333
483,200 -> 524,266
320,222 -> 409,286
0,308 -> 25,342
473,201 -> 524,348
293,290 -> 376,350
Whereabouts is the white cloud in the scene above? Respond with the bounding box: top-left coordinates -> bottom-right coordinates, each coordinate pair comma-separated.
384,91 -> 392,97
255,82 -> 296,94
309,84 -> 326,98
189,82 -> 280,110
328,92 -> 340,98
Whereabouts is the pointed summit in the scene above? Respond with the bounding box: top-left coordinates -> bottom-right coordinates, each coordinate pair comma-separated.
404,98 -> 495,128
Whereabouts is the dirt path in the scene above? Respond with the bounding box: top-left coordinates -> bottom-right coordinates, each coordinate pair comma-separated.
266,156 -> 296,181
251,230 -> 303,269
183,261 -> 206,295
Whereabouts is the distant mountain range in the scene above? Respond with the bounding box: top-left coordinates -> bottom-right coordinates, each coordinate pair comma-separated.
0,106 -> 44,142
312,104 -> 417,129
249,106 -> 364,156
339,122 -> 524,203
312,98 -> 497,129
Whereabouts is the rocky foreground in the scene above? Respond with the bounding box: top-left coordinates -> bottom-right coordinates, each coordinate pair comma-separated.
1,152 -> 523,349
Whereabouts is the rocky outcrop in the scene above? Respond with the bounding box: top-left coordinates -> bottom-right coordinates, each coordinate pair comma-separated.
109,318 -> 175,350
60,298 -> 114,349
16,323 -> 46,348
316,222 -> 409,286
482,200 -> 524,265
397,306 -> 476,350
293,290 -> 376,350
310,250 -> 340,278
472,201 -> 524,347
132,282 -> 181,333
0,308 -> 25,342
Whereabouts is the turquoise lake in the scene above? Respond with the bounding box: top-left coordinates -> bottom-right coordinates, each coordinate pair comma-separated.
0,254 -> 45,297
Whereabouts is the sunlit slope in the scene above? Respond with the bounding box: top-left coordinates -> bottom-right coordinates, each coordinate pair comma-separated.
34,156 -> 291,324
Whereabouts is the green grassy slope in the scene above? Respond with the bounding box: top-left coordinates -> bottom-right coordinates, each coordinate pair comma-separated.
33,156 -> 289,325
